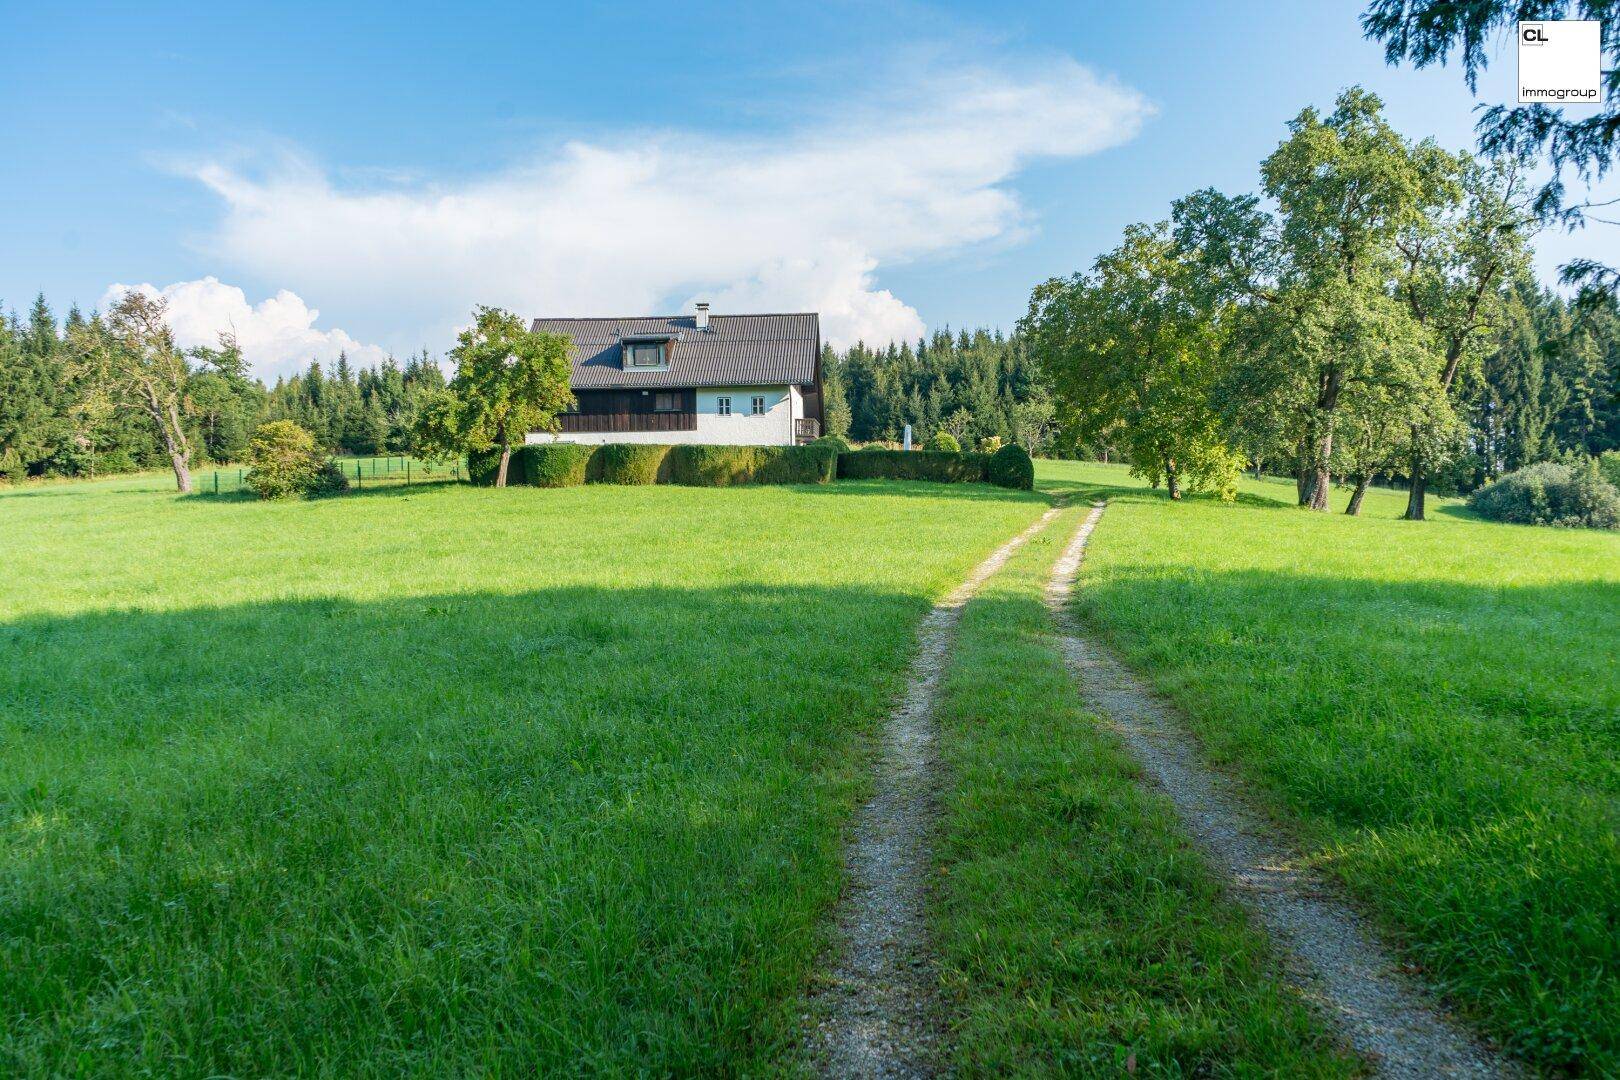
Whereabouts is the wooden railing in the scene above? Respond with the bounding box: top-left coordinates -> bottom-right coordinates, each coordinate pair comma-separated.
794,418 -> 821,443
558,412 -> 697,433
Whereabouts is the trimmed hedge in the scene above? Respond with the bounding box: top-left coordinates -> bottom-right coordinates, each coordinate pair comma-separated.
836,449 -> 991,483
519,443 -> 592,487
665,443 -> 836,486
466,447 -> 507,486
988,444 -> 1035,490
588,444 -> 673,485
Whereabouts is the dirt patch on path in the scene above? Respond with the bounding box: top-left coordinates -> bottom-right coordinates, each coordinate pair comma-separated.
807,504 -> 1065,1079
1046,503 -> 1517,1079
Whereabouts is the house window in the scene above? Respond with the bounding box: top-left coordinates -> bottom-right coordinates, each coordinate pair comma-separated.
625,342 -> 664,367
653,392 -> 680,412
751,395 -> 766,415
716,395 -> 732,416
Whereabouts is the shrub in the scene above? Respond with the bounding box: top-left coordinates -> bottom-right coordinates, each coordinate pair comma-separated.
246,421 -> 347,499
1467,460 -> 1620,529
662,443 -> 836,486
977,434 -> 1004,454
810,434 -> 852,454
923,430 -> 961,453
988,443 -> 1035,490
835,449 -> 990,484
519,443 -> 592,487
95,449 -> 137,475
0,447 -> 25,484
755,443 -> 837,485
466,447 -> 504,486
589,443 -> 672,485
1599,450 -> 1620,492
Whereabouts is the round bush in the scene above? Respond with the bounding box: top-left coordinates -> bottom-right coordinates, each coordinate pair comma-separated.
811,434 -> 852,454
988,443 -> 1034,490
246,420 -> 346,499
1467,460 -> 1619,529
923,430 -> 960,453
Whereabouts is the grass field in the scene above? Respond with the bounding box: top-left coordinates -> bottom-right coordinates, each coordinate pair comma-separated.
0,472 -> 1047,1075
4,461 -> 1614,1075
1043,460 -> 1620,1073
930,504 -> 1355,1076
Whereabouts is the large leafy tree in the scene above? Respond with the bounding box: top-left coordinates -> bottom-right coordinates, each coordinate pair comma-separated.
418,307 -> 574,487
1396,155 -> 1537,517
1024,222 -> 1240,500
1175,88 -> 1455,510
1363,0 -> 1620,297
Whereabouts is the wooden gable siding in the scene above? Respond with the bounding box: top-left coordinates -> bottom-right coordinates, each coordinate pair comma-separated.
559,389 -> 697,433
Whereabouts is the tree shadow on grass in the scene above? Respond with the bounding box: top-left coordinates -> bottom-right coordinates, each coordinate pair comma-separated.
0,580 -> 936,1075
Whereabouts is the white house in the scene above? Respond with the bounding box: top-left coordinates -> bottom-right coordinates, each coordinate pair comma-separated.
525,304 -> 824,447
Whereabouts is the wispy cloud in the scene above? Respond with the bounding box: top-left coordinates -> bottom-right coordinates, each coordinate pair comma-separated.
170,55 -> 1150,361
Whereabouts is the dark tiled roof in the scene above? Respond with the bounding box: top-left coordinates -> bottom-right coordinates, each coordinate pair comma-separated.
530,313 -> 820,389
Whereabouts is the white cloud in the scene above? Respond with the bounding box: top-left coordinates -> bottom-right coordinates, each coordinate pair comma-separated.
188,57 -> 1151,350
100,277 -> 392,380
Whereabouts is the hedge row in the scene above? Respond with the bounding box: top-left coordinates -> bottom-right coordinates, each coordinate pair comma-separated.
837,448 -> 990,483
469,442 -> 838,488
839,443 -> 1034,489
469,440 -> 1035,490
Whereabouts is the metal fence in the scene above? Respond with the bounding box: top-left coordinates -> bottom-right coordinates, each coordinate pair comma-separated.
202,455 -> 466,496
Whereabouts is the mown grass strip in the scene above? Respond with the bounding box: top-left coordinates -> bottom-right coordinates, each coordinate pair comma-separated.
930,503 -> 1356,1077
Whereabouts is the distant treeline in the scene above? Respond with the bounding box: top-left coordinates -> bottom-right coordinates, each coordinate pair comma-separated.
3,288 -> 1615,487
819,328 -> 1058,452
0,294 -> 445,479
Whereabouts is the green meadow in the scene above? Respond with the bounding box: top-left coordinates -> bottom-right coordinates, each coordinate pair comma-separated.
2,462 -> 1615,1075
1041,460 -> 1620,1074
0,473 -> 1045,1075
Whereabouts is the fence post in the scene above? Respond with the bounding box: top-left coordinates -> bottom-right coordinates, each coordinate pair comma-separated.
238,469 -> 243,488
407,460 -> 411,485
356,463 -> 362,488
214,471 -> 219,495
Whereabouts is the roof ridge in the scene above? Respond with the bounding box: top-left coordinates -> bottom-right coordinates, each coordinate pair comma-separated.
531,312 -> 817,322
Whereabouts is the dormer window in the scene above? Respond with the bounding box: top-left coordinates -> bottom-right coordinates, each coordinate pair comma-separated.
619,332 -> 676,369
625,341 -> 665,367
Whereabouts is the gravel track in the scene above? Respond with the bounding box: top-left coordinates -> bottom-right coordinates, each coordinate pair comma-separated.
807,504 -> 1066,1079
1046,503 -> 1517,1079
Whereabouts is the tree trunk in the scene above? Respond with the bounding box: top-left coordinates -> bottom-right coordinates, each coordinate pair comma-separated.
170,451 -> 191,494
149,397 -> 192,494
1403,432 -> 1426,521
1405,471 -> 1427,521
495,446 -> 511,488
1165,459 -> 1181,501
1300,424 -> 1333,511
1346,475 -> 1369,516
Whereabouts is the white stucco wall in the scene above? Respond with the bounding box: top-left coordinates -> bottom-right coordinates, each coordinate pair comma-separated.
530,385 -> 801,446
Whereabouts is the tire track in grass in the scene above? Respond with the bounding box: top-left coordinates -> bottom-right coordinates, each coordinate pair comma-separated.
1047,503 -> 1518,1080
808,503 -> 1065,1079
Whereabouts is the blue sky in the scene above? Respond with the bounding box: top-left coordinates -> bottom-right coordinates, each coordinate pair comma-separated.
1,1 -> 1608,378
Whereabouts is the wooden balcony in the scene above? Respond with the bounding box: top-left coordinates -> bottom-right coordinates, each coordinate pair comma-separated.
557,411 -> 696,433
794,418 -> 821,443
